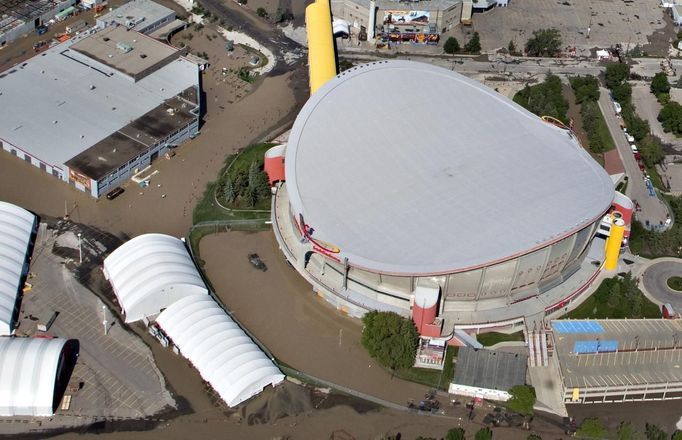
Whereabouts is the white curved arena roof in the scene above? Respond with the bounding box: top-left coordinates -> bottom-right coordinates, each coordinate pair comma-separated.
0,201 -> 36,336
156,295 -> 284,407
285,61 -> 614,275
103,234 -> 207,323
0,337 -> 71,416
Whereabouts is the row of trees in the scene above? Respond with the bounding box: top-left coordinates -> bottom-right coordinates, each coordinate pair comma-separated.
513,74 -> 568,123
604,63 -> 650,142
570,75 -> 612,153
443,33 -> 481,55
577,418 -> 682,440
444,28 -> 561,57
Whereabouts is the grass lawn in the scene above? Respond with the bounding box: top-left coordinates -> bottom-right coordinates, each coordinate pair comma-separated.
594,108 -> 616,151
564,278 -> 661,320
395,347 -> 457,391
667,276 -> 682,291
192,143 -> 274,224
476,331 -> 525,346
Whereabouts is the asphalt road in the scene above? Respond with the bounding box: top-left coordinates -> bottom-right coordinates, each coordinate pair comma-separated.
200,0 -> 302,73
642,260 -> 682,310
597,86 -> 670,230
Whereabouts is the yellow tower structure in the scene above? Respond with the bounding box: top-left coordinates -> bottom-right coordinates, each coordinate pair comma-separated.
305,0 -> 337,94
604,217 -> 625,271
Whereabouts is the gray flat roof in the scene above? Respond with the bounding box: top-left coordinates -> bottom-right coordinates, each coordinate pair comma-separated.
453,347 -> 527,391
553,319 -> 682,389
70,26 -> 178,78
66,94 -> 195,179
285,61 -> 614,275
98,0 -> 175,32
0,28 -> 198,171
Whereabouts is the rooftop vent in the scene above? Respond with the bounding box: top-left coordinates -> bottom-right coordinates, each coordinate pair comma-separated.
90,84 -> 96,90
116,41 -> 133,53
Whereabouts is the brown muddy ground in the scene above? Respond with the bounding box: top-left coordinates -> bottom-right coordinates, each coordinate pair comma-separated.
0,24 -> 303,239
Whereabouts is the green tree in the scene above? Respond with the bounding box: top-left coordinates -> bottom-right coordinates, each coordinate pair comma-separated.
223,177 -> 236,204
446,428 -> 466,440
651,72 -> 671,96
576,418 -> 608,439
644,423 -> 667,440
506,385 -> 536,415
612,82 -> 633,105
513,74 -> 569,122
527,435 -> 542,440
605,63 -> 630,89
444,37 -> 460,54
629,44 -> 642,57
508,40 -> 518,55
524,28 -> 562,57
570,75 -> 600,103
361,311 -> 419,370
256,7 -> 267,17
659,101 -> 682,135
616,421 -> 640,440
464,32 -> 481,53
672,430 -> 682,440
639,136 -> 665,169
474,427 -> 493,440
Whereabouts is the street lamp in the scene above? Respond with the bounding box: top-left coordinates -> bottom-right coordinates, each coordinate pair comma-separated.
102,305 -> 108,336
77,232 -> 82,264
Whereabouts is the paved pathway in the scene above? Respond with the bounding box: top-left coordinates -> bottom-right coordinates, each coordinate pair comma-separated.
639,258 -> 682,311
17,223 -> 175,420
598,86 -> 670,230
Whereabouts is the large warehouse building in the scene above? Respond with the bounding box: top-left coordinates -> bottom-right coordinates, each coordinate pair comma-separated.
270,60 -> 620,331
0,25 -> 201,198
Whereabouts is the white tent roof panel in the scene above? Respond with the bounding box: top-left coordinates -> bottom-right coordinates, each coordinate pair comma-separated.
156,295 -> 284,407
0,201 -> 36,336
103,234 -> 207,323
0,338 -> 70,417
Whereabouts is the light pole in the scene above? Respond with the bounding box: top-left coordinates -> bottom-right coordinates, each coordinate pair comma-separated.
102,305 -> 108,336
77,232 -> 82,264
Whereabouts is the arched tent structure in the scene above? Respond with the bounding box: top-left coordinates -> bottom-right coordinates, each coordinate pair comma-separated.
103,234 -> 207,323
0,337 -> 80,416
155,295 -> 285,407
0,201 -> 37,336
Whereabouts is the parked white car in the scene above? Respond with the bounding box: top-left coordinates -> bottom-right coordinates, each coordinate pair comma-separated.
614,102 -> 622,114
631,144 -> 638,152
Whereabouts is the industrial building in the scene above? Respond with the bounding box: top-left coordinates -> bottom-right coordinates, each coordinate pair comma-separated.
0,0 -> 76,47
0,337 -> 79,416
0,201 -> 37,336
551,319 -> 682,404
96,0 -> 177,35
269,60 -> 626,332
0,25 -> 201,198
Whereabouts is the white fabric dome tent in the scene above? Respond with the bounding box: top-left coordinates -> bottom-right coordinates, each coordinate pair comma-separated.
155,295 -> 284,407
103,233 -> 207,322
